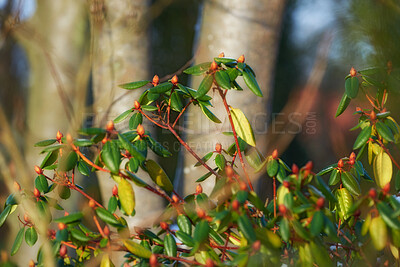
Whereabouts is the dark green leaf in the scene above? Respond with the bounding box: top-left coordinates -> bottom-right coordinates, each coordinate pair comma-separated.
292,220 -> 311,241
194,220 -> 209,244
395,171 -> 400,191
70,228 -> 91,242
237,215 -> 256,242
315,176 -> 337,203
54,212 -> 83,224
35,175 -> 49,193
195,170 -> 214,182
118,133 -> 146,162
214,70 -> 231,89
183,62 -> 211,75
243,69 -> 262,97
119,80 -> 150,90
164,233 -> 177,257
34,139 -> 56,147
40,150 -> 59,169
177,214 -> 192,235
58,151 -> 78,172
145,136 -> 172,157
199,103 -> 221,123
376,121 -> 395,142
335,93 -> 351,117
129,113 -> 143,130
149,82 -> 173,94
25,227 -> 38,247
56,229 -> 68,242
108,196 -> 118,214
79,127 -> 106,135
353,125 -> 372,150
195,74 -> 214,99
114,109 -> 133,123
226,68 -> 239,81
194,152 -> 213,167
96,208 -> 120,226
141,105 -> 158,111
171,91 -> 183,112
57,185 -> 71,200
341,172 -> 361,196
102,141 -> 121,174
214,154 -> 226,170
176,231 -> 194,247
213,57 -> 236,64
310,211 -> 324,237
77,160 -> 91,176
345,76 -> 359,98
328,169 -> 340,186
125,170 -> 148,187
267,158 -> 279,177
377,202 -> 400,230
40,144 -> 64,154
128,157 -> 139,173
11,228 -> 24,255
0,205 -> 12,227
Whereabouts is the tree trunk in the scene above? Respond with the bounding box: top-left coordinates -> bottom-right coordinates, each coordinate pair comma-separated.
90,0 -> 163,228
182,0 -> 286,194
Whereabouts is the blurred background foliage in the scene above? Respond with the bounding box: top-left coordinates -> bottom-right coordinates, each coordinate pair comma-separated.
0,0 -> 399,264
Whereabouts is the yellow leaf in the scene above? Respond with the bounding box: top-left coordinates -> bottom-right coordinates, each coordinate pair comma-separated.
336,188 -> 353,220
146,159 -> 173,192
123,240 -> 152,259
230,107 -> 256,147
373,150 -> 393,188
119,178 -> 135,215
277,185 -> 289,206
100,253 -> 115,267
369,216 -> 387,251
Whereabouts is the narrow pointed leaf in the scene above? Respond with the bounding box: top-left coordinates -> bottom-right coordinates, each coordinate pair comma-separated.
118,178 -> 135,216
176,230 -> 195,247
183,62 -> 211,75
114,109 -> 133,123
119,80 -> 150,90
316,176 -> 337,203
34,139 -> 57,147
196,170 -> 214,182
123,240 -> 152,259
171,91 -> 183,112
329,169 -> 340,186
243,69 -> 262,97
195,74 -> 213,99
129,113 -> 143,130
376,121 -> 395,142
194,152 -> 213,167
377,202 -> 400,230
149,82 -> 173,94
11,228 -> 24,255
96,208 -> 120,225
199,104 -> 221,123
146,160 -> 173,192
230,107 -> 256,147
54,212 -> 83,224
177,215 -> 192,235
341,172 -> 361,196
214,154 -> 226,170
214,70 -> 231,89
0,205 -> 12,227
310,211 -> 324,237
125,170 -> 148,187
374,150 -> 393,188
146,136 -> 172,157
280,217 -> 290,242
164,233 -> 177,257
345,76 -> 359,98
353,125 -> 371,149
335,93 -> 351,117
238,215 -> 257,242
118,133 -> 146,162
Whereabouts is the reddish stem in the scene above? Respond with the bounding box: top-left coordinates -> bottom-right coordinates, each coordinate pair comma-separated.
273,177 -> 277,218
217,87 -> 254,191
172,99 -> 194,128
93,215 -> 106,238
139,110 -> 168,129
155,254 -> 202,266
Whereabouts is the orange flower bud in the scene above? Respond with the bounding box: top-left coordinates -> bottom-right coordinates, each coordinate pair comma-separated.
152,75 -> 160,86
356,107 -> 362,112
58,223 -> 66,230
196,208 -> 206,219
215,143 -> 222,153
292,164 -> 299,174
29,260 -> 35,267
171,75 -> 178,85
225,165 -> 234,178
272,149 -> 278,159
103,225 -> 110,236
279,204 -> 287,215
101,137 -> 108,144
350,67 -> 357,77
383,183 -> 390,195
350,152 -> 356,161
172,194 -> 179,203
33,188 -> 40,198
210,61 -> 218,71
106,121 -> 114,132
34,165 -> 43,175
218,52 -> 225,58
56,130 -> 63,142
89,199 -> 96,208
66,133 -> 73,144
149,254 -> 159,267
64,211 -> 69,216
196,184 -> 203,195
137,124 -> 145,137
305,161 -> 313,171
283,181 -> 290,189
112,185 -> 118,196
252,240 -> 261,251
237,55 -> 245,63
24,213 -> 30,223
13,181 -> 21,191
134,100 -> 140,110
232,200 -> 240,211
239,181 -> 248,191
160,221 -> 169,231
205,258 -> 215,267
370,110 -> 376,120
369,188 -> 377,199
338,159 -> 344,169
316,197 -> 325,209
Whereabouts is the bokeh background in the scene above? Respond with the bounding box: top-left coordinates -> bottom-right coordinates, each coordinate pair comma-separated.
0,0 -> 399,265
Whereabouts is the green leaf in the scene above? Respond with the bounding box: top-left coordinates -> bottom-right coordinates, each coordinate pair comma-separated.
141,105 -> 158,111
230,107 -> 256,147
214,70 -> 231,89
70,228 -> 91,242
376,121 -> 395,142
193,220 -> 209,244
40,150 -> 59,168
11,228 -> 24,255
176,230 -> 195,247
183,62 -> 211,75
353,125 -> 371,150
34,139 -> 57,147
195,74 -> 214,99
244,147 -> 264,170
341,172 -> 361,196
128,157 -> 139,173
171,91 -> 183,112
124,170 -> 148,187
146,136 -> 172,157
146,160 -> 173,192
369,216 -> 387,251
377,202 -> 400,230
266,158 -> 279,177
177,214 -> 192,235
238,215 -> 256,242
374,150 -> 393,188
395,171 -> 400,191
129,113 -> 143,130
199,104 -> 221,123
25,227 -> 38,247
118,179 -> 135,216
292,220 -> 311,241
102,141 -> 121,174
0,205 -> 12,227
345,76 -> 359,98
194,152 -> 213,167
114,109 -> 133,123
79,127 -> 106,135
329,169 -> 340,186
124,240 -> 152,259
77,160 -> 91,176
57,185 -> 71,200
310,211 -> 324,237
243,69 -> 262,97
108,196 -> 118,214
58,151 -> 78,172
315,176 -> 337,203
119,80 -> 150,90
35,175 -> 49,193
149,82 -> 173,94
96,208 -> 120,225
214,154 -> 226,170
164,233 -> 177,257
54,212 -> 83,224
336,188 -> 353,220
335,93 -> 351,117
118,133 -> 146,162
195,170 -> 214,182
213,57 -> 236,64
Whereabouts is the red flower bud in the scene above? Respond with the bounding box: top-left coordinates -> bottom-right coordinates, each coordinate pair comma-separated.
172,194 -> 179,203
34,165 -> 43,175
152,75 -> 160,86
196,184 -> 203,195
283,181 -> 290,189
210,61 -> 218,71
225,165 -> 234,178
272,149 -> 278,159
239,181 -> 248,191
350,67 -> 357,77
103,225 -> 110,236
370,110 -> 376,120
89,199 -> 96,208
160,221 -> 169,231
349,158 -> 355,166
350,152 -> 356,161
218,52 -> 225,58
137,124 -> 145,137
279,204 -> 287,215
33,188 -> 40,198
56,131 -> 63,142
316,197 -> 325,209
205,258 -> 215,267
58,223 -> 66,230
292,164 -> 299,174
171,75 -> 178,85
149,254 -> 159,267
232,200 -> 240,211
59,245 -> 67,258
112,185 -> 118,196
383,183 -> 390,195
196,208 -> 206,219
237,55 -> 245,63
64,211 -> 69,216
368,188 -> 377,199
215,143 -> 222,153
134,100 -> 141,110
305,161 -> 313,171
106,121 -> 114,132
252,240 -> 261,251
338,159 -> 344,169
356,107 -> 362,112
24,213 -> 30,223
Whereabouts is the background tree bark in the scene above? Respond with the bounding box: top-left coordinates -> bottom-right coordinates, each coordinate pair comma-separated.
181,0 -> 287,194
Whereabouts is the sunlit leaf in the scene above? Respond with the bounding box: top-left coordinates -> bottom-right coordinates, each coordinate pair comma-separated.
118,178 -> 135,216
374,150 -> 392,188
119,80 -> 150,90
146,160 -> 173,193
230,107 -> 256,147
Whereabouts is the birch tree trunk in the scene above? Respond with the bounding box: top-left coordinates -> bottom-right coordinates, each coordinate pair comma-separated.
90,0 -> 163,227
182,0 -> 287,194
